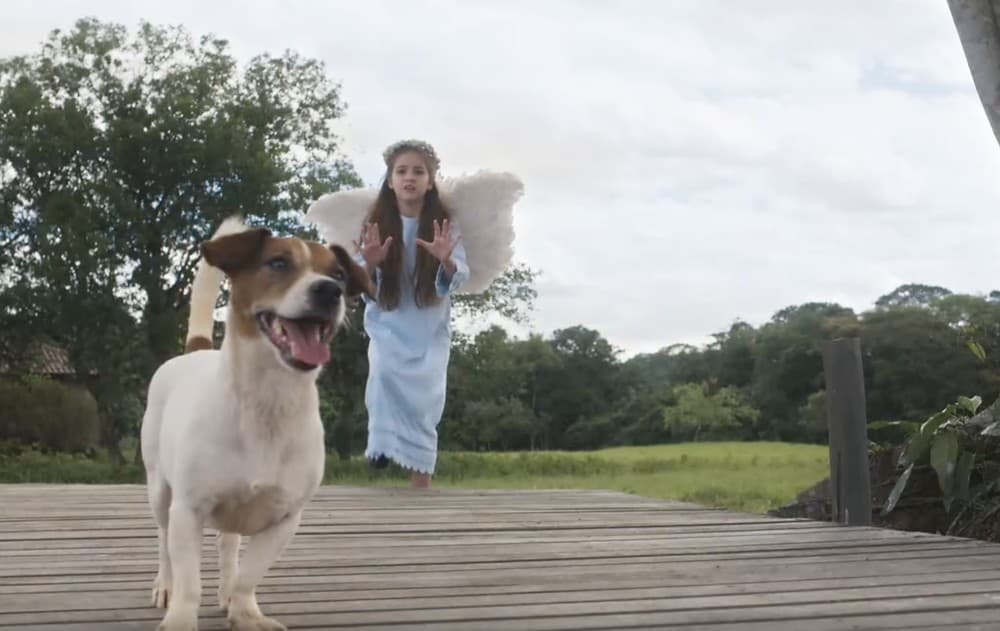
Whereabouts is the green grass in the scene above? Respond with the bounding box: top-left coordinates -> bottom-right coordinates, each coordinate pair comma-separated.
0,441 -> 829,514
323,441 -> 829,513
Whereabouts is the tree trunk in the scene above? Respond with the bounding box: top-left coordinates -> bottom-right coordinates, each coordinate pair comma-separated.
949,0 -> 1000,149
144,285 -> 183,368
334,395 -> 354,461
99,408 -> 126,466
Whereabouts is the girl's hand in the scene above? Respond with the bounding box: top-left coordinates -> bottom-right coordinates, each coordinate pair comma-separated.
356,222 -> 392,269
416,219 -> 460,265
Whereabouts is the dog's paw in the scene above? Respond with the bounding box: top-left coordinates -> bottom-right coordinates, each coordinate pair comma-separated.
151,576 -> 172,609
217,583 -> 233,611
227,612 -> 287,631
156,613 -> 198,631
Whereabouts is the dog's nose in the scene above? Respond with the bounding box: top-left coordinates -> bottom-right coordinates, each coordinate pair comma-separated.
310,279 -> 342,309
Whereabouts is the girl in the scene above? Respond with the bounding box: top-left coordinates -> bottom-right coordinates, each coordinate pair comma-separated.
355,139 -> 469,488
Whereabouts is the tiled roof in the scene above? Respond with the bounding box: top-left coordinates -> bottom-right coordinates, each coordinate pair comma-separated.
0,341 -> 77,375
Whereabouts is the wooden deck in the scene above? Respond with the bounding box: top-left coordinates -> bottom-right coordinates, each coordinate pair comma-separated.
2,485 -> 1000,630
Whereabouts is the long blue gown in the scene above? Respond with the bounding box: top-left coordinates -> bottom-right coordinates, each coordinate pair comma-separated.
359,215 -> 469,474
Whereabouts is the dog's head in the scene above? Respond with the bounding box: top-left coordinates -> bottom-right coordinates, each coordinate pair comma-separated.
200,227 -> 374,372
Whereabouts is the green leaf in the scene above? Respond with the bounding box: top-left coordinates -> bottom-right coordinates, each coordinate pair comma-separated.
883,463 -> 914,514
920,408 -> 955,436
939,417 -> 968,432
868,420 -> 920,435
957,395 -> 982,415
930,431 -> 960,496
981,421 -> 1000,437
967,340 -> 987,361
899,431 -> 932,467
955,451 -> 976,501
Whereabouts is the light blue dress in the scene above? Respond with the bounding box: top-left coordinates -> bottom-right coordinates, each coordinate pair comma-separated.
359,215 -> 469,474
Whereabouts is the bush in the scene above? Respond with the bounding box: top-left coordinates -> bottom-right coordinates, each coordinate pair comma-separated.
0,376 -> 100,452
0,447 -> 142,483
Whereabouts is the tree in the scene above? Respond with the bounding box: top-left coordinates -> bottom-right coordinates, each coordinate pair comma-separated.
661,383 -> 759,442
1,17 -> 360,369
750,303 -> 857,440
317,300 -> 369,460
537,325 -> 621,449
1,18 -> 359,456
710,320 -> 756,389
875,283 -> 952,310
508,334 -> 560,448
453,262 -> 539,325
462,397 -> 535,451
861,306 -> 998,423
948,0 -> 1000,150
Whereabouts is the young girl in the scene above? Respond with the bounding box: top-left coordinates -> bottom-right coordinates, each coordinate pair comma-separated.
354,139 -> 469,488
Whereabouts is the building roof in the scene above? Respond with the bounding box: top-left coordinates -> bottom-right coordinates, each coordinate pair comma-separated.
0,341 -> 77,376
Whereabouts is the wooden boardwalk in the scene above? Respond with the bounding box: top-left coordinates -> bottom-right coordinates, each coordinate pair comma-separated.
2,485 -> 1000,630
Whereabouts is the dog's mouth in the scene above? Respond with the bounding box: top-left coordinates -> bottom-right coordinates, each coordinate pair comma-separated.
256,311 -> 336,371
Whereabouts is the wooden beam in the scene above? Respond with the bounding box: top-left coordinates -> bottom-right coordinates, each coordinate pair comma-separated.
822,337 -> 872,526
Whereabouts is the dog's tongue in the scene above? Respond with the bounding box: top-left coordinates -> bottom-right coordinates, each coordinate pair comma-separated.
281,319 -> 330,366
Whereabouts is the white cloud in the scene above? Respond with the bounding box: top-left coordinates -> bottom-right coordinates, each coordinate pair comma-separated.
5,0 -> 1000,357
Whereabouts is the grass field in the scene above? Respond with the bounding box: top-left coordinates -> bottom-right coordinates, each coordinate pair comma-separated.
0,441 -> 829,514
332,442 -> 830,513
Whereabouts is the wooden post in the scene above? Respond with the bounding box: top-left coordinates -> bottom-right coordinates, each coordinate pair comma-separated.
822,337 -> 872,526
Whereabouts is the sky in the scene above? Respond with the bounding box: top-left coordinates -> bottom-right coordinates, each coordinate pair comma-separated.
5,1 -> 1000,358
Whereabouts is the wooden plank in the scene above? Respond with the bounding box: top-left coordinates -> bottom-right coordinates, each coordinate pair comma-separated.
0,528 -> 979,565
5,591 -> 1000,630
8,569 -> 1000,613
2,551 -> 991,597
0,527 -> 961,560
0,484 -> 998,630
5,544 -> 998,586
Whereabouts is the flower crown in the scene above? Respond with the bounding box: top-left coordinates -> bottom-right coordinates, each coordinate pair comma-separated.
382,139 -> 441,173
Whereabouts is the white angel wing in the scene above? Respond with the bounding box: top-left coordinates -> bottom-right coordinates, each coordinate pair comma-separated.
304,187 -> 377,247
439,170 -> 524,294
304,170 -> 524,295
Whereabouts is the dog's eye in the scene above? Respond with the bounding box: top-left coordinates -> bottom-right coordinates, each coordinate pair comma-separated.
267,256 -> 290,271
330,269 -> 346,281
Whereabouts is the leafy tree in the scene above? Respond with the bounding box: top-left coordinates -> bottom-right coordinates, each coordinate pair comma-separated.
1,17 -> 360,368
876,283 -> 952,310
862,306 -> 996,423
662,383 -> 759,442
462,397 -> 535,451
750,303 -> 857,439
536,325 -> 621,449
453,262 -> 539,325
317,300 -> 369,460
711,320 -> 756,389
0,18 -> 359,456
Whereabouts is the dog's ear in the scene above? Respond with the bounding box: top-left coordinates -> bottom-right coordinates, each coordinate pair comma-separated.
330,244 -> 375,299
200,228 -> 271,276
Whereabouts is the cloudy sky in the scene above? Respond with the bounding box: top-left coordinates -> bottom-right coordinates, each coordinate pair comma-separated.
5,1 -> 1000,357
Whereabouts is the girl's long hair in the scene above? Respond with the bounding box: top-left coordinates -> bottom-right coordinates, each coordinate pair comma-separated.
363,172 -> 451,311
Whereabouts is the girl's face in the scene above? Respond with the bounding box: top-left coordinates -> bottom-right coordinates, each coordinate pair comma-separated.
388,151 -> 433,204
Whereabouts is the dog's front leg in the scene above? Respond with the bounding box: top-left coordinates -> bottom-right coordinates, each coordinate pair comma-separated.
217,531 -> 241,611
157,505 -> 203,631
226,510 -> 302,631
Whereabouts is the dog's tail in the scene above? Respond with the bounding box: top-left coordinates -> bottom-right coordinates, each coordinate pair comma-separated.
184,216 -> 246,354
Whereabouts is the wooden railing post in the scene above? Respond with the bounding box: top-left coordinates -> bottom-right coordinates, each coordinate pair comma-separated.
822,337 -> 872,526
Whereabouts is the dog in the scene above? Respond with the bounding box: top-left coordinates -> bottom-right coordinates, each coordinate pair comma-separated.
140,216 -> 372,631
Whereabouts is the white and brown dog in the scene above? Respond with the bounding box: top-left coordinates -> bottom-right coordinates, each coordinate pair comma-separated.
140,217 -> 371,631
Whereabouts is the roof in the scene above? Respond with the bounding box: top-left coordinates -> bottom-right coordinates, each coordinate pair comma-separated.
0,341 -> 77,376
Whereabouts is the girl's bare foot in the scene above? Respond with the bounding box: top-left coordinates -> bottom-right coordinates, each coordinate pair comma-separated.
410,472 -> 431,489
